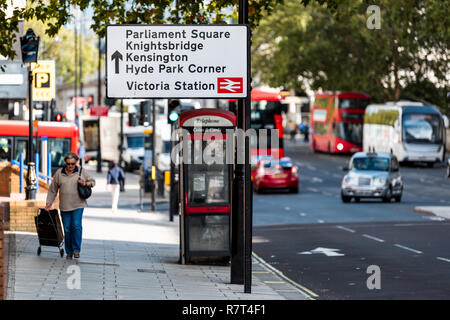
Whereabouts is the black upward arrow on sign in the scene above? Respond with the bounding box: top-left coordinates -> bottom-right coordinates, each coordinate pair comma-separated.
111,50 -> 123,74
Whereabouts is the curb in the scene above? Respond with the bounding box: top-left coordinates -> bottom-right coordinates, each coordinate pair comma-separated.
252,252 -> 319,300
414,207 -> 436,217
414,207 -> 450,220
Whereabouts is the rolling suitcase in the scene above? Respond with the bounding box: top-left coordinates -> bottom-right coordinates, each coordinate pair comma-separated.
35,209 -> 65,257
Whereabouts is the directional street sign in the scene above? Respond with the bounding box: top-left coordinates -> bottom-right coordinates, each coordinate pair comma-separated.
106,24 -> 248,99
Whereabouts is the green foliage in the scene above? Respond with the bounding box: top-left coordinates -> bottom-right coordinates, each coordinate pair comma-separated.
252,0 -> 449,107
0,0 -> 304,60
24,20 -> 99,86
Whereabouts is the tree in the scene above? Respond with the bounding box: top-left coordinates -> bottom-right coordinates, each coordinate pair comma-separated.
252,0 -> 449,107
23,20 -> 99,86
0,0 -> 343,61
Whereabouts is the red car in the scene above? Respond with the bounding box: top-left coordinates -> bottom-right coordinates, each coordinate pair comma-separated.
254,157 -> 299,193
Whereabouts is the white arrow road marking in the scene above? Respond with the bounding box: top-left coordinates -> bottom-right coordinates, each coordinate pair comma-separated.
298,247 -> 345,257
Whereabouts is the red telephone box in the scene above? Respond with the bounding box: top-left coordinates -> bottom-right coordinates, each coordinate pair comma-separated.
177,109 -> 236,264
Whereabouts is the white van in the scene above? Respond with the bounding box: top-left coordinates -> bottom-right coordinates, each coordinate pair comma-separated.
363,101 -> 446,167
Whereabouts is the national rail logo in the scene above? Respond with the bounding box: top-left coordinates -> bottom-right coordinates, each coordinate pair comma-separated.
217,77 -> 243,93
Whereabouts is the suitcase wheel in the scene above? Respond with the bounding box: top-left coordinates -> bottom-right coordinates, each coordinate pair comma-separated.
60,249 -> 64,258
37,247 -> 41,256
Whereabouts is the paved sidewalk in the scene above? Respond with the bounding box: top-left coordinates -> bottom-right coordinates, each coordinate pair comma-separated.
5,165 -> 310,300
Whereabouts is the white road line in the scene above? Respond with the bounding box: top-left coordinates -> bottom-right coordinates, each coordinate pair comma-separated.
307,187 -> 319,193
394,244 -> 423,254
336,226 -> 356,233
333,174 -> 342,179
362,234 -> 385,243
307,166 -> 317,171
317,219 -> 325,223
437,257 -> 450,263
312,177 -> 323,183
299,213 -> 307,217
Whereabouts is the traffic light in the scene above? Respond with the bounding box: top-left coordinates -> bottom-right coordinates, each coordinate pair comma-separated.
168,99 -> 180,124
87,95 -> 94,107
53,112 -> 64,122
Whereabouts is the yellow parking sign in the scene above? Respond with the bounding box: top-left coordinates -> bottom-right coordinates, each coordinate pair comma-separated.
31,60 -> 56,101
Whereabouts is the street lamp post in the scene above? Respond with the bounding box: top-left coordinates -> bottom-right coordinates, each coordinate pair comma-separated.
20,28 -> 40,200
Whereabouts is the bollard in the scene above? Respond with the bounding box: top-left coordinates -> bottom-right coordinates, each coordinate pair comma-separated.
20,153 -> 24,193
35,153 -> 39,193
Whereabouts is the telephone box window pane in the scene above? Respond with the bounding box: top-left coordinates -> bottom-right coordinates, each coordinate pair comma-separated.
188,166 -> 229,205
188,215 -> 230,252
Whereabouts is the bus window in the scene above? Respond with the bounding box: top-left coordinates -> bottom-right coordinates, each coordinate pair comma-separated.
339,99 -> 370,109
0,137 -> 12,162
14,139 -> 28,162
48,138 -> 71,167
402,113 -> 443,144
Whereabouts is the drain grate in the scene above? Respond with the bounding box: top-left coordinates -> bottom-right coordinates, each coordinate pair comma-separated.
137,269 -> 166,274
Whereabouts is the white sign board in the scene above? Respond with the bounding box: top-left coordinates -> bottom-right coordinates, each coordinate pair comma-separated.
106,25 -> 248,99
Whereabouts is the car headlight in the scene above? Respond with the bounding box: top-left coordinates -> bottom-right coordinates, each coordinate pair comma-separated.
373,177 -> 387,186
392,177 -> 402,186
343,175 -> 357,186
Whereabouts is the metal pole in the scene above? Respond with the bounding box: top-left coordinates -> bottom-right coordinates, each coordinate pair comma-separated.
98,37 -> 102,105
25,66 -> 36,200
120,99 -> 124,165
96,117 -> 102,173
169,122 -> 175,222
152,99 -> 156,211
79,21 -> 83,101
231,0 -> 248,285
243,0 -> 253,295
74,17 -> 78,119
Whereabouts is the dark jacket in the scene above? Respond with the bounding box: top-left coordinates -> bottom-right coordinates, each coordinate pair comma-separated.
107,166 -> 125,185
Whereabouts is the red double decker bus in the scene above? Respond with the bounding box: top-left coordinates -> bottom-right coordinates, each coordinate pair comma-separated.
0,120 -> 79,172
310,92 -> 370,153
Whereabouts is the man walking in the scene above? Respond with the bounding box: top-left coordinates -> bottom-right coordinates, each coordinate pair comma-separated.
107,161 -> 126,213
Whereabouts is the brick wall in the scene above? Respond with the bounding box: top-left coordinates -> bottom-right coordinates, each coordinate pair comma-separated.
8,200 -> 58,233
0,162 -> 51,196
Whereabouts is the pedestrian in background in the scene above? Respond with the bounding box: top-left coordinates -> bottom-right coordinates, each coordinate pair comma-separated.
45,152 -> 96,259
303,121 -> 310,142
107,160 -> 126,213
